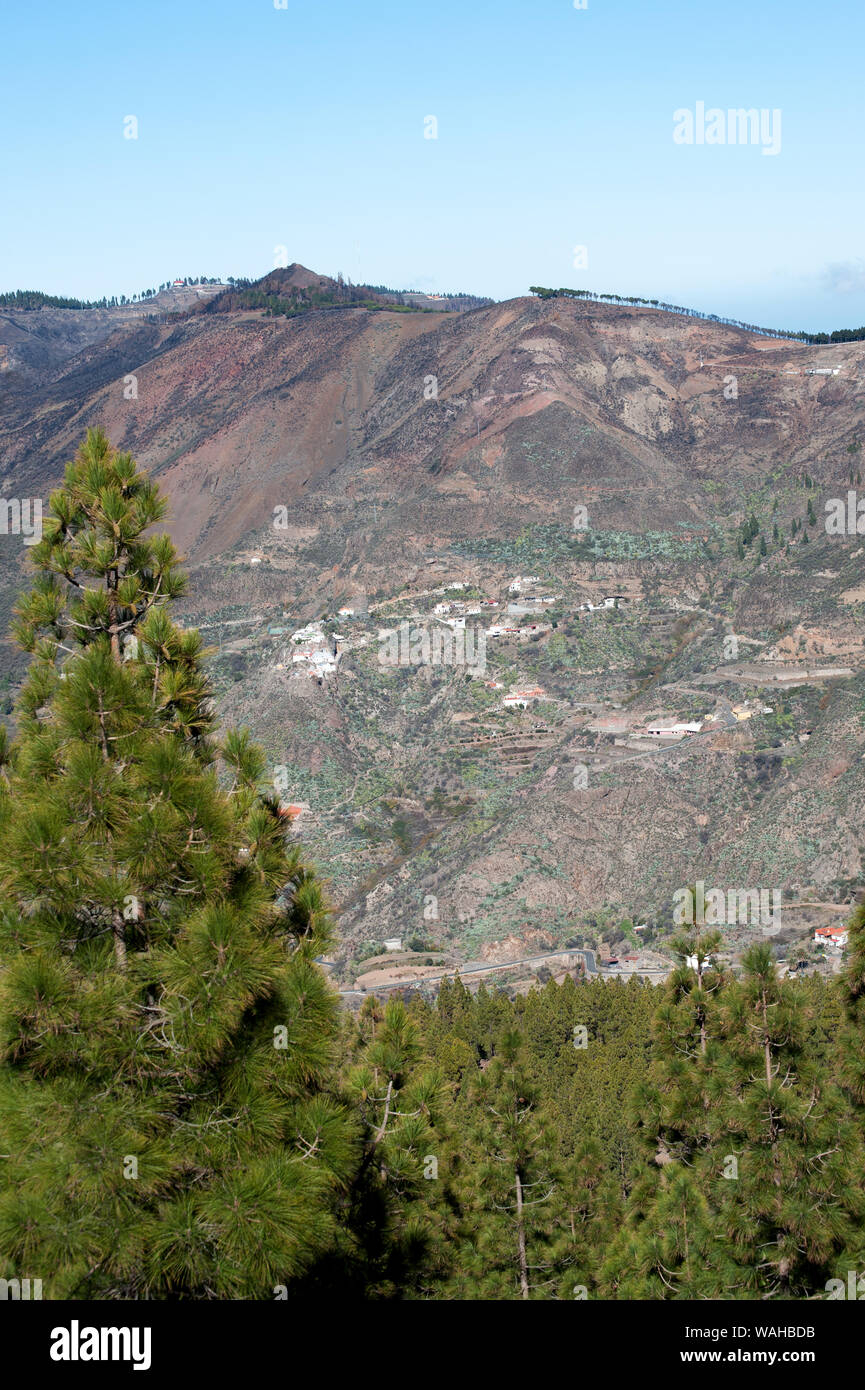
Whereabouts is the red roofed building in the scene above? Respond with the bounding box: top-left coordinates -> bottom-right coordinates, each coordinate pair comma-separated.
814,926 -> 849,948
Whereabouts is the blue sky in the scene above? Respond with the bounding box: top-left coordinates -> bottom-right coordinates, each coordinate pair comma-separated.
2,0 -> 861,330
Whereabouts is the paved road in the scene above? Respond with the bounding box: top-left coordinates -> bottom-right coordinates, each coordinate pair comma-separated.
338,946 -> 599,997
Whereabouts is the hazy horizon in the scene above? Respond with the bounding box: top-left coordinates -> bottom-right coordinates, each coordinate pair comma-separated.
3,0 -> 864,332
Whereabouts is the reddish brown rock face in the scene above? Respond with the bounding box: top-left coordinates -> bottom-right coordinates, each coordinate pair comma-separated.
2,283 -> 862,968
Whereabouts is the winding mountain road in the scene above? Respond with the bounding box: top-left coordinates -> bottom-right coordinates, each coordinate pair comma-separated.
338,946 -> 599,997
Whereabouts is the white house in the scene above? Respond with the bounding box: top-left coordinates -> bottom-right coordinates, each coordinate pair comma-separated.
291,622 -> 324,644
383,937 -> 403,952
685,953 -> 714,970
814,926 -> 848,948
645,720 -> 703,739
579,596 -> 617,613
503,687 -> 547,708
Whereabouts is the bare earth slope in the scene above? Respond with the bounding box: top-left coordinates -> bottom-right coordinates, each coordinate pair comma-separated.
1,288 -> 863,977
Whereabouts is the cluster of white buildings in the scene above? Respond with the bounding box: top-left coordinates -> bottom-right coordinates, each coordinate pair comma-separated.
782,367 -> 842,377
269,576 -> 632,690
507,596 -> 560,616
641,699 -> 774,740
644,719 -> 704,739
578,595 -> 622,613
276,621 -> 342,679
503,686 -> 548,709
433,598 -> 486,621
814,926 -> 848,950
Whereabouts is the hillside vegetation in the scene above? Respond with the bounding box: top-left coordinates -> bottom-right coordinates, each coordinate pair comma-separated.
1,435 -> 864,1300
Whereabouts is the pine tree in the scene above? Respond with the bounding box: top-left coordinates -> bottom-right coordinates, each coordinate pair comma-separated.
341,997 -> 444,1296
837,899 -> 865,1275
711,945 -> 862,1297
840,899 -> 865,1104
632,924 -> 727,1162
0,429 -> 356,1298
606,1160 -> 735,1299
557,1136 -> 621,1298
444,1029 -> 564,1299
602,928 -> 735,1298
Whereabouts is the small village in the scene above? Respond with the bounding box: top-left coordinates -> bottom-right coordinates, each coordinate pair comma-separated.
249,572 -> 640,715
195,555 -> 865,1011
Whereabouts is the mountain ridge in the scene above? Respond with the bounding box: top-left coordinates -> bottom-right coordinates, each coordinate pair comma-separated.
1,277 -> 863,977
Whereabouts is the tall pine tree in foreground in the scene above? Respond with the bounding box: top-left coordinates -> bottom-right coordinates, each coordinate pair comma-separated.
602,928 -> 737,1298
836,897 -> 865,1276
608,931 -> 863,1299
0,429 -> 356,1298
840,898 -> 865,1106
336,996 -> 445,1297
711,944 -> 863,1297
443,1029 -> 565,1299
